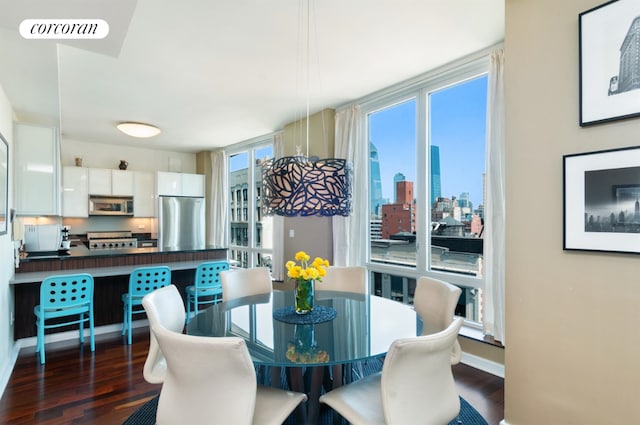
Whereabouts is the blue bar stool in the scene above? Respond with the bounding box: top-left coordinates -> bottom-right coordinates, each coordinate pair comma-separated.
185,261 -> 229,324
34,273 -> 95,364
122,266 -> 171,344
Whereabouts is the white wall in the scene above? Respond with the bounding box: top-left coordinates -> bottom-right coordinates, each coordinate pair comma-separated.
0,83 -> 17,396
61,138 -> 196,173
505,0 -> 640,423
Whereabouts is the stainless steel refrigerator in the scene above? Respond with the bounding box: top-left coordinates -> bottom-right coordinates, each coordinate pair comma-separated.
158,196 -> 205,250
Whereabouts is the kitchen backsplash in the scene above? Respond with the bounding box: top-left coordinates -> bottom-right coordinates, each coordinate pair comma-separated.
13,216 -> 157,240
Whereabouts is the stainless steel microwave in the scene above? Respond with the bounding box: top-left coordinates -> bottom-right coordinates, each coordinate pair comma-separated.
89,196 -> 134,216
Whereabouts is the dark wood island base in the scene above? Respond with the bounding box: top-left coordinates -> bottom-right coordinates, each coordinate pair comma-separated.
12,248 -> 227,340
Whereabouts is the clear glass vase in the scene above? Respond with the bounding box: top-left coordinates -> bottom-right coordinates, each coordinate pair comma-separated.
295,279 -> 314,314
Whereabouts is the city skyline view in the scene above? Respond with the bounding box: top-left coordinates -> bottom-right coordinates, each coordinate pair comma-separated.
369,75 -> 488,209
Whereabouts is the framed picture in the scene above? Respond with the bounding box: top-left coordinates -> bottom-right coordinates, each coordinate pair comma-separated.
564,145 -> 640,254
579,0 -> 640,126
0,131 -> 7,236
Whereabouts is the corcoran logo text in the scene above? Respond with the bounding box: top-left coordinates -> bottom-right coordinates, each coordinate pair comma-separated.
19,19 -> 109,39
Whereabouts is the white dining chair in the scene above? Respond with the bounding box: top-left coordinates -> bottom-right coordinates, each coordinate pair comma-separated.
319,317 -> 464,425
150,322 -> 307,425
413,276 -> 463,364
315,266 -> 368,386
141,284 -> 186,384
220,267 -> 273,302
318,266 -> 367,295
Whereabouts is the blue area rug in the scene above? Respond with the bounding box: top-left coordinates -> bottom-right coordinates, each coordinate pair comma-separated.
123,358 -> 488,425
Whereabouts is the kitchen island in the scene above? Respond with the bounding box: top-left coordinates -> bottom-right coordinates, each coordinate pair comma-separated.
11,245 -> 228,339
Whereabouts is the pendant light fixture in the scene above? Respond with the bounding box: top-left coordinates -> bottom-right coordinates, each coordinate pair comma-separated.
262,0 -> 351,217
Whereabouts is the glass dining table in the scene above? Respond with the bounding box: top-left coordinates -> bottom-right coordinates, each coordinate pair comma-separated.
186,289 -> 422,424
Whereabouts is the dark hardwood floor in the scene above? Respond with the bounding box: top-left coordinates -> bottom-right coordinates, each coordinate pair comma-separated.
0,328 -> 504,425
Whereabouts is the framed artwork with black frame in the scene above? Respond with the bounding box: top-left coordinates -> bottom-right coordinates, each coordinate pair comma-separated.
579,0 -> 640,126
563,145 -> 640,254
0,131 -> 7,236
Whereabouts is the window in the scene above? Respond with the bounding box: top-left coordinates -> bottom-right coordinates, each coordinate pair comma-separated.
364,59 -> 488,324
228,142 -> 274,270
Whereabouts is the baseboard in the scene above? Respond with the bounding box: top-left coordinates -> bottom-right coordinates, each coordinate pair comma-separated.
0,341 -> 21,400
460,351 -> 504,378
18,320 -> 149,348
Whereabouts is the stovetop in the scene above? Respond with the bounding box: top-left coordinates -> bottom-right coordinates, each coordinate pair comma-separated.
86,231 -> 138,250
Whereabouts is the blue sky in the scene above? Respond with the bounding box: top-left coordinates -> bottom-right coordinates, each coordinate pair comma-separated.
229,76 -> 488,209
370,75 -> 487,208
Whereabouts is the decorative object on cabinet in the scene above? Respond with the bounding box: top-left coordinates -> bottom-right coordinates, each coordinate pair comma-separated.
116,122 -> 161,138
75,157 -> 82,166
563,145 -> 640,254
579,0 -> 640,126
119,160 -> 128,170
0,131 -> 7,235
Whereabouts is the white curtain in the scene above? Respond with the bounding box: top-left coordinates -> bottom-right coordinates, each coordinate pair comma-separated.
209,150 -> 228,247
333,105 -> 365,266
270,133 -> 286,280
482,49 -> 506,344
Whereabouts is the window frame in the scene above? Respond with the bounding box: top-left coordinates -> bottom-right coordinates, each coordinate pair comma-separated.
361,56 -> 490,294
226,136 -> 274,268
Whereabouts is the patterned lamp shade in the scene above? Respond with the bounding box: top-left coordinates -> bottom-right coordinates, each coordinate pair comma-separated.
262,156 -> 352,217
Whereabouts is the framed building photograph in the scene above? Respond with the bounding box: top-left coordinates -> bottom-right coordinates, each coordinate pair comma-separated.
579,0 -> 640,126
564,146 -> 640,254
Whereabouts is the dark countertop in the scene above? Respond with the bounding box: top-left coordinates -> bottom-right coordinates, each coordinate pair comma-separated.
20,243 -> 227,262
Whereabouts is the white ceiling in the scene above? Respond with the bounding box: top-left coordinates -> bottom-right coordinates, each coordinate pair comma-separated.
0,0 -> 504,153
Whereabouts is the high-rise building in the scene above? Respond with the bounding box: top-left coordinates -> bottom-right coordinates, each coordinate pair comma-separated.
370,142 -> 384,217
458,192 -> 470,208
393,172 -> 405,203
381,180 -> 416,239
430,145 -> 441,207
616,16 -> 640,94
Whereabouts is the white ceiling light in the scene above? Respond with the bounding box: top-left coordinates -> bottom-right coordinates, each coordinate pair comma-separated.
116,122 -> 161,138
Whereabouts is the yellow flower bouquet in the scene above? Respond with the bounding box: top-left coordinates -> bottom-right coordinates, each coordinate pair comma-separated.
286,251 -> 329,314
285,324 -> 330,364
286,342 -> 330,364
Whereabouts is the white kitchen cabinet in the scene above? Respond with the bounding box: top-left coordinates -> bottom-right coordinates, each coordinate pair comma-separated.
88,168 -> 111,195
156,171 -> 181,196
62,166 -> 89,217
182,173 -> 205,197
14,123 -> 61,215
89,168 -> 134,196
133,171 -> 155,217
112,170 -> 134,196
156,171 -> 204,197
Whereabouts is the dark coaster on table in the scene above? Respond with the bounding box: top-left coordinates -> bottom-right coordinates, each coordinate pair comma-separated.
273,305 -> 337,324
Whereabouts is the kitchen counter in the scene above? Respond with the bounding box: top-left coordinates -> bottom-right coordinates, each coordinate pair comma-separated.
14,244 -> 228,275
11,244 -> 229,340
18,243 -> 226,262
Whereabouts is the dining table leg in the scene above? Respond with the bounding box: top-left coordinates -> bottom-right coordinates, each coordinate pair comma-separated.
286,366 -> 325,425
288,367 -> 308,424
307,367 -> 325,424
